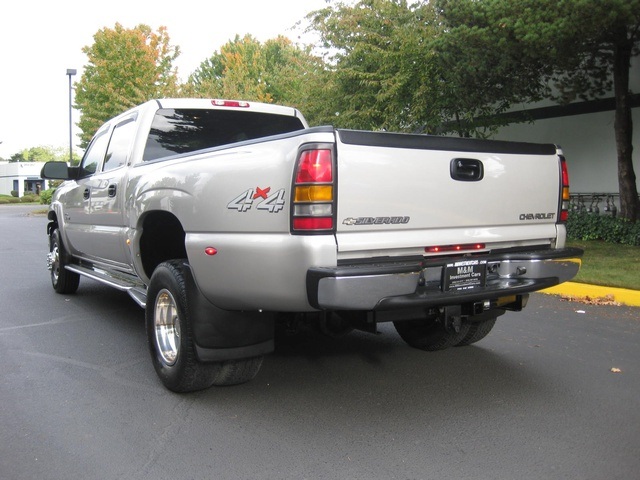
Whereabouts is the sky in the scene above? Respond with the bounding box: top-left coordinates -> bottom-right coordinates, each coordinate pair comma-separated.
0,0 -> 328,159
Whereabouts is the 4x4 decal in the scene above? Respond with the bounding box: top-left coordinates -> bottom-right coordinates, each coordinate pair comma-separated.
227,187 -> 286,213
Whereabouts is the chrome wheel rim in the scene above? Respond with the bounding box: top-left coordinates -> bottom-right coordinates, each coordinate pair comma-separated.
50,243 -> 60,284
154,289 -> 180,366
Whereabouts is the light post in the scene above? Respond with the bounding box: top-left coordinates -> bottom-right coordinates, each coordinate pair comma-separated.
66,68 -> 76,164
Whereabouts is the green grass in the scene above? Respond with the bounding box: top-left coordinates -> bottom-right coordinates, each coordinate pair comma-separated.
568,240 -> 640,290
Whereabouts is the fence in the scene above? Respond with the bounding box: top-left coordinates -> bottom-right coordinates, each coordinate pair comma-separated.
569,193 -> 620,217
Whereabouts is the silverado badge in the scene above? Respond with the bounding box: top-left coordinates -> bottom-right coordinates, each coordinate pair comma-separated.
343,216 -> 410,226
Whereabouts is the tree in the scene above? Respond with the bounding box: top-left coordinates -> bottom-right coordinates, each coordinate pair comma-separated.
8,146 -> 77,163
75,23 -> 180,148
186,34 -> 270,101
307,0 -> 523,135
261,36 -> 328,123
435,0 -> 640,221
185,35 -> 326,123
557,1 -> 640,221
308,0 -> 447,132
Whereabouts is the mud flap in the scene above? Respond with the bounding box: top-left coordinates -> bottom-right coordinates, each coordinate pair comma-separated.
182,263 -> 275,362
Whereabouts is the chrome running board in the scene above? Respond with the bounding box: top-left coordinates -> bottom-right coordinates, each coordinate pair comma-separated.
65,265 -> 147,308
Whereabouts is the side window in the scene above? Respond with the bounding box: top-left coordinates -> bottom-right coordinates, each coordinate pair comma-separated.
80,128 -> 110,176
103,116 -> 137,172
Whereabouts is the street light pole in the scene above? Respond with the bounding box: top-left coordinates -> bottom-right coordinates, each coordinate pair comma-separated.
66,68 -> 77,164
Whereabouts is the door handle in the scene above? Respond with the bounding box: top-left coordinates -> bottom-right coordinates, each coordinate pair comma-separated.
108,184 -> 117,197
83,188 -> 90,200
450,158 -> 484,182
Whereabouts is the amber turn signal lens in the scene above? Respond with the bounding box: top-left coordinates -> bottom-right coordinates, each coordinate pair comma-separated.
294,185 -> 333,202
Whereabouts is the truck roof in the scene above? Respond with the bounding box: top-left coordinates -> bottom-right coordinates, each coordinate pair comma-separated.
152,98 -> 303,120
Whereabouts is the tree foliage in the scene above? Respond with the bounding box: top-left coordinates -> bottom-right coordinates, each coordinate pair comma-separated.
65,3 -> 638,219
74,23 -> 180,148
186,34 -> 270,101
556,0 -> 640,222
307,0 -> 446,132
307,0 -> 536,136
435,0 -> 640,219
8,146 -> 78,163
184,34 -> 327,124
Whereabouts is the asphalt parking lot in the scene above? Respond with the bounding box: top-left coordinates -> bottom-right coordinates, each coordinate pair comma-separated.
2,205 -> 639,480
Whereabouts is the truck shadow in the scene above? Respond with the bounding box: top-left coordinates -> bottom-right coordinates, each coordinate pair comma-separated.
60,282 -> 554,415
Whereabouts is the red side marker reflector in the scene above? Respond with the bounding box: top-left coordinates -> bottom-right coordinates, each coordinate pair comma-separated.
205,247 -> 218,256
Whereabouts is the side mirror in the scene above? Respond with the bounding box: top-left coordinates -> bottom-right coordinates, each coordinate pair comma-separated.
41,161 -> 74,180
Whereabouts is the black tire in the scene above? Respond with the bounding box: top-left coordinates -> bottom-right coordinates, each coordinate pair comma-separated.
393,314 -> 471,351
49,228 -> 80,294
456,317 -> 497,347
210,356 -> 264,387
146,260 -> 263,393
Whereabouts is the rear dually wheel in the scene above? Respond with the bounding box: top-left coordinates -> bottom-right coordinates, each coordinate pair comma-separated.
146,260 -> 263,392
393,310 -> 471,351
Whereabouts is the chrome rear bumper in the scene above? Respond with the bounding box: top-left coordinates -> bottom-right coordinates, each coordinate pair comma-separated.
307,247 -> 583,310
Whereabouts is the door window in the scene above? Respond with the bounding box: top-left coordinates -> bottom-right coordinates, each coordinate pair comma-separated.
103,116 -> 137,172
80,128 -> 110,176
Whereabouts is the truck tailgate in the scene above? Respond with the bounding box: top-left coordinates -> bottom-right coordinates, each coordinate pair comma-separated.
334,130 -> 561,257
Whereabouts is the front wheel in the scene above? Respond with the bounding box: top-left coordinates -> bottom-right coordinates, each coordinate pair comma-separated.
146,260 -> 263,393
48,228 -> 80,294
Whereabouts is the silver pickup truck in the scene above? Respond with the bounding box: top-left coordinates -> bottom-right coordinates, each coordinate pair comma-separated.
42,98 -> 582,392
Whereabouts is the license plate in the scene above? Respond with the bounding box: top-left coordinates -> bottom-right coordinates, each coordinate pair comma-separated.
443,259 -> 487,292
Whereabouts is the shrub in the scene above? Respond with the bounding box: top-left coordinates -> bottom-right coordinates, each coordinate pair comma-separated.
567,211 -> 640,246
10,190 -> 18,197
40,189 -> 56,205
20,194 -> 39,203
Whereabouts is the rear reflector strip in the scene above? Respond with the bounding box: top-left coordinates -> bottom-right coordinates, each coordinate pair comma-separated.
425,243 -> 486,253
293,217 -> 334,231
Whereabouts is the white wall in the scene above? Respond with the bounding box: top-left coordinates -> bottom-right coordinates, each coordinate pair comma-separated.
492,107 -> 640,195
492,56 -> 639,197
0,162 -> 45,196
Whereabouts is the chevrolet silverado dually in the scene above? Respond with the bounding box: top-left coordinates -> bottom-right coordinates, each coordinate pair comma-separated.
41,98 -> 582,392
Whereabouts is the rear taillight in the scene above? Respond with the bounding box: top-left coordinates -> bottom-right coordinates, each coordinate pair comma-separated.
291,146 -> 335,233
559,155 -> 570,223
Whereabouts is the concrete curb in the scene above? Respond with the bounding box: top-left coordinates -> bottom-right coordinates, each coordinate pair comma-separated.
541,282 -> 640,307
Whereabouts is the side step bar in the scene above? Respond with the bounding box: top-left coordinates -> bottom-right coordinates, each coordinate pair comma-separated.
65,265 -> 148,308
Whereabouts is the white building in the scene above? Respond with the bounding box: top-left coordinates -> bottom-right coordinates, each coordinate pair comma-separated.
491,58 -> 640,212
492,99 -> 640,198
0,162 -> 46,197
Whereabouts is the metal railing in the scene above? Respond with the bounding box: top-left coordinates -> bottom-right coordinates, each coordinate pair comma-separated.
569,193 -> 620,217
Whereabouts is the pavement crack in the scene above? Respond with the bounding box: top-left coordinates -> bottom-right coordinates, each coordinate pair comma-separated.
0,313 -> 88,333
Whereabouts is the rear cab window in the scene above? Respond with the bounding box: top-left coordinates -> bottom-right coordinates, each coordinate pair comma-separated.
142,108 -> 305,162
